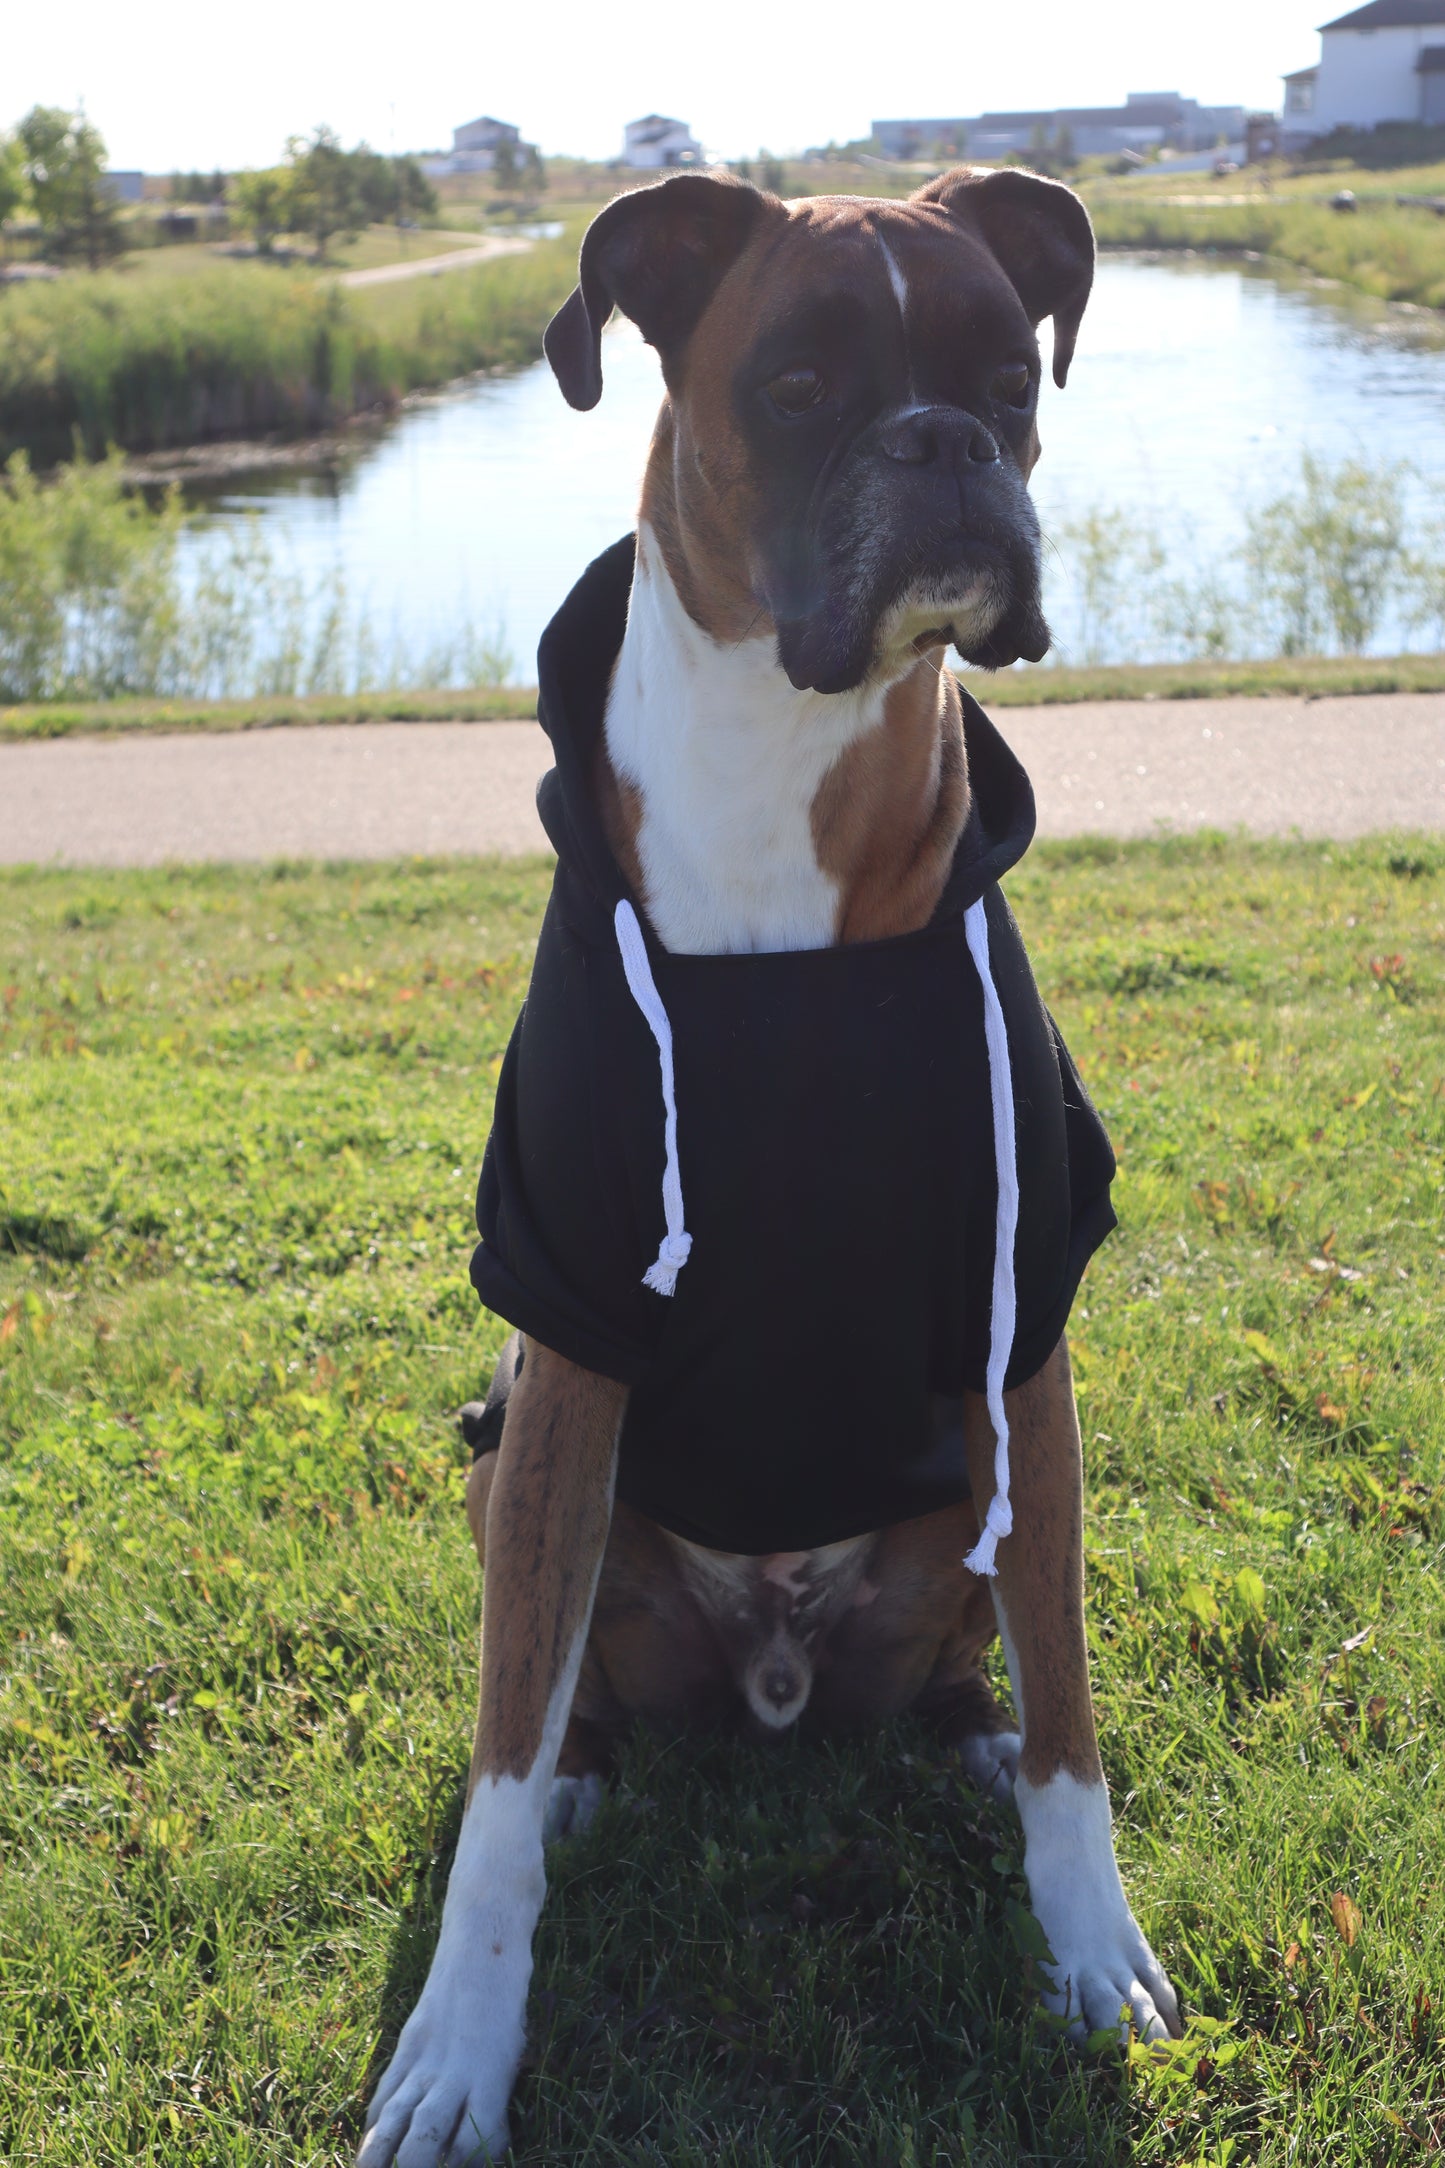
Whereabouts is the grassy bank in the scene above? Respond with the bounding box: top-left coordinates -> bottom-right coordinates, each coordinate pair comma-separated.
1084,183 -> 1445,310
6,651 -> 1445,742
0,228 -> 577,466
2,840 -> 1442,2164
0,687 -> 540,741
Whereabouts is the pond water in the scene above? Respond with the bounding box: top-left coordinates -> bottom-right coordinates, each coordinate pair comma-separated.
179,253 -> 1445,679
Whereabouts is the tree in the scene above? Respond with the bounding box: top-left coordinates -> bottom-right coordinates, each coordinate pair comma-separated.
170,168 -> 227,204
350,148 -> 437,227
285,126 -> 363,258
235,136 -> 438,255
0,132 -> 26,260
492,137 -> 520,192
232,166 -> 295,254
18,105 -> 125,268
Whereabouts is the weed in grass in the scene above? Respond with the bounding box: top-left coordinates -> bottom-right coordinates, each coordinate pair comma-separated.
0,839 -> 1441,2163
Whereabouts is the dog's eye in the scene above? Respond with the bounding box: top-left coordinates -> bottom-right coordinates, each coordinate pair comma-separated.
992,362 -> 1033,409
767,367 -> 826,415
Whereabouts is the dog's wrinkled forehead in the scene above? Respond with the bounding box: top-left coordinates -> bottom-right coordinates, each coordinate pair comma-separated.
714,197 -> 1041,403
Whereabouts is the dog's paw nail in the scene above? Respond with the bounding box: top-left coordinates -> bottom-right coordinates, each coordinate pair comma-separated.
956,1728 -> 1020,1801
542,1772 -> 604,1845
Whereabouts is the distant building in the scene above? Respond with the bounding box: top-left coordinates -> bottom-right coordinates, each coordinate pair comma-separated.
873,91 -> 1245,162
1281,1 -> 1445,144
103,171 -> 145,203
623,115 -> 702,167
422,116 -> 536,179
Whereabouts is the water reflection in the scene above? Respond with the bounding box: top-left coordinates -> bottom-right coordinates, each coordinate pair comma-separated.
179,254 -> 1445,678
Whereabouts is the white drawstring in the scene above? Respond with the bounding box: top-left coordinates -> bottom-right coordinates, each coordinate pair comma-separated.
611,888 -> 1016,1550
614,898 -> 693,1297
961,895 -> 1019,1578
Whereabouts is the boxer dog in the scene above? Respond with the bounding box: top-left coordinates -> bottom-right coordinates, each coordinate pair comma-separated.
360,168 -> 1180,2168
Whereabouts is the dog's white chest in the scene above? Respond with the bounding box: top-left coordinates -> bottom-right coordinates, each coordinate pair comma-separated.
604,535 -> 886,956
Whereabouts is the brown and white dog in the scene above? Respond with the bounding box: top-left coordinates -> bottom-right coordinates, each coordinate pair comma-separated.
359,168 -> 1180,2168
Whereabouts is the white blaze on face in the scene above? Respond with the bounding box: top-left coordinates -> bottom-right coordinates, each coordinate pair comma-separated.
877,230 -> 910,317
876,231 -> 913,399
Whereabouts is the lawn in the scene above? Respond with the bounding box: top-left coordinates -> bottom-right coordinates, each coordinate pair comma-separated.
1,838 -> 1441,2165
12,656 -> 1445,743
23,229 -> 497,289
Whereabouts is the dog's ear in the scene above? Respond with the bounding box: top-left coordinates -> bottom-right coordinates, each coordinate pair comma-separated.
544,173 -> 776,411
913,166 -> 1095,389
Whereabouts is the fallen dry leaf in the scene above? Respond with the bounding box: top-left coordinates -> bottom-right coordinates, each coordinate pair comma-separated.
1330,1891 -> 1362,1948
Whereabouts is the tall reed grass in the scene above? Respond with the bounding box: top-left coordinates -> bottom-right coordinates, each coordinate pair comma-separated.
0,232 -> 578,466
1048,455 -> 1445,665
1086,194 -> 1445,309
3,447 -> 1443,704
0,452 -> 513,702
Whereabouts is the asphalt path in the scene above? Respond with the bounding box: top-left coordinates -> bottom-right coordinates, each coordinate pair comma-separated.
3,692 -> 1442,868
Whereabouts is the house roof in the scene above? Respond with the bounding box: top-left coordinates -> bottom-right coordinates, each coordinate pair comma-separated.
1418,39 -> 1445,61
1282,65 -> 1321,78
1320,1 -> 1445,30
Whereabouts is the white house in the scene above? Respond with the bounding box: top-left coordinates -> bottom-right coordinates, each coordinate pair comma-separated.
422,116 -> 535,179
622,115 -> 702,167
1282,0 -> 1445,144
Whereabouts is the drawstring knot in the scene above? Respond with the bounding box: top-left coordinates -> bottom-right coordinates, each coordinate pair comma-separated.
614,898 -> 693,1298
643,1229 -> 693,1297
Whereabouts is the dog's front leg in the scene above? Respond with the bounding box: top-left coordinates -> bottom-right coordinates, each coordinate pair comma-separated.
966,1338 -> 1181,2045
359,1343 -> 626,2167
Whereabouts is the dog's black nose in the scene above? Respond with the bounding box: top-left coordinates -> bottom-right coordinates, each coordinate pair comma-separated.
877,408 -> 999,469
764,1665 -> 800,1707
879,411 -> 937,466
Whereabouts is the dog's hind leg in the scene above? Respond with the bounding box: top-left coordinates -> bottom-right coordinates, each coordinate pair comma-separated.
964,1337 -> 1180,2046
359,1342 -> 626,2168
913,1648 -> 1021,1804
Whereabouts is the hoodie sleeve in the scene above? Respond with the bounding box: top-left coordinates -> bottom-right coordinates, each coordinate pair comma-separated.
471,889 -> 665,1384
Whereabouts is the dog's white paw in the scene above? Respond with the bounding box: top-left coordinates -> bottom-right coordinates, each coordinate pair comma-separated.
541,1772 -> 603,1845
1016,1770 -> 1181,2046
358,1992 -> 515,2167
1033,1903 -> 1180,2044
956,1727 -> 1020,1802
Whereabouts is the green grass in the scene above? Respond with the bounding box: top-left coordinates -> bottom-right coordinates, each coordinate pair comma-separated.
0,228 -> 579,467
7,652 -> 1445,741
72,230 -> 487,287
1083,179 -> 1445,309
1,838 -> 1442,2165
0,688 -> 541,741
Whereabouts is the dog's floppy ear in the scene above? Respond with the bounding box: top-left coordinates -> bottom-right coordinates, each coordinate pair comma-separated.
544,172 -> 776,411
913,166 -> 1095,389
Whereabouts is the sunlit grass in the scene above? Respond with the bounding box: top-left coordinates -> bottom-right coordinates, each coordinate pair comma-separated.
1,839 -> 1442,2163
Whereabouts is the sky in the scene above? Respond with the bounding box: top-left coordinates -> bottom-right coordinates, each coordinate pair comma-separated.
8,0 -> 1326,173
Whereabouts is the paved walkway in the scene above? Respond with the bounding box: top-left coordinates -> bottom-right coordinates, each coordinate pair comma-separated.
337,234 -> 530,288
3,693 -> 1442,868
